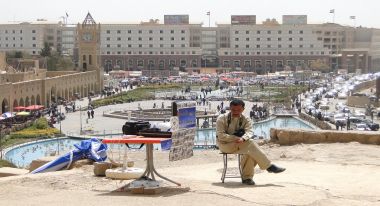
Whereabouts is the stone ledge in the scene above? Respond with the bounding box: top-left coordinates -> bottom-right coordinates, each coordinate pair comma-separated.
270,128 -> 380,145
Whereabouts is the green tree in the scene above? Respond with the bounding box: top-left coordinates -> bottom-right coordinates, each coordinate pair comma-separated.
310,59 -> 329,72
14,51 -> 23,58
40,42 -> 51,57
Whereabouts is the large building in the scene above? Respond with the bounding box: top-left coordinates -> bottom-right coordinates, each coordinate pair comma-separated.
1,14 -> 380,74
0,14 -> 103,114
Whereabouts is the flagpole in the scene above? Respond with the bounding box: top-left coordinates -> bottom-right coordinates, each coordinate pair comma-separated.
333,12 -> 335,23
208,12 -> 210,28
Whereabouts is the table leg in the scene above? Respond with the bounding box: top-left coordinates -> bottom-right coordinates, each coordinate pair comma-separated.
145,144 -> 181,186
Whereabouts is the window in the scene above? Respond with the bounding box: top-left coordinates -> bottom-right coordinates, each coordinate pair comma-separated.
257,31 -> 260,34
267,45 -> 271,48
278,30 -> 282,34
171,44 -> 174,47
20,30 -> 23,34
246,31 -> 249,34
235,31 -> 239,34
267,31 -> 271,34
310,44 -> 314,48
117,30 -> 121,34
289,45 -> 292,48
106,37 -> 110,41
117,44 -> 121,48
235,45 -> 239,48
160,44 -> 163,48
32,44 -> 36,47
128,37 -> 131,41
235,38 -> 239,41
289,30 -> 292,34
234,60 -> 240,67
117,37 -> 121,41
299,37 -> 303,41
256,38 -> 260,41
138,30 -> 142,34
149,37 -> 153,41
171,37 -> 174,41
181,30 -> 185,33
246,37 -> 250,41
128,30 -> 131,34
106,30 -> 110,34
149,44 -> 153,48
256,45 -> 260,48
106,44 -> 110,48
160,37 -> 163,41
299,45 -> 303,48
299,30 -> 304,34
32,30 -> 36,33
289,38 -> 293,41
149,30 -> 153,34
181,37 -> 185,41
246,45 -> 249,48
128,44 -> 131,48
160,30 -> 163,34
139,44 -> 142,48
181,44 -> 185,47
138,37 -> 142,41
32,37 -> 36,40
267,38 -> 271,41
278,44 -> 282,48
171,30 -> 174,34
278,37 -> 282,41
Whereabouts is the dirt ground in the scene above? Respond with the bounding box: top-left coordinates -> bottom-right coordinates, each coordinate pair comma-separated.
0,142 -> 380,206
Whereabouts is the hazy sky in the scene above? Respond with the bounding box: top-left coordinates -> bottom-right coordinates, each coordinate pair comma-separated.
4,0 -> 380,28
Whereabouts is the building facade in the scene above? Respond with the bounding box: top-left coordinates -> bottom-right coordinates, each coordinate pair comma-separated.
1,14 -> 380,74
0,14 -> 103,114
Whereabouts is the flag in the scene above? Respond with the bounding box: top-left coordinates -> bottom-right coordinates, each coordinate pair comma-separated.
350,16 -> 356,20
206,11 -> 210,16
329,9 -> 335,14
66,12 -> 69,17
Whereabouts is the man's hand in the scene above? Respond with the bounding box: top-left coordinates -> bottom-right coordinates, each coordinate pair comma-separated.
235,137 -> 245,143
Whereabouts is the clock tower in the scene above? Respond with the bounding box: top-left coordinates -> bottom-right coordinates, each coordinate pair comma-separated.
77,12 -> 103,92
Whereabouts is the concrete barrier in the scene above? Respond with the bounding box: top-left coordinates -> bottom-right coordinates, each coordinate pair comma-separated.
270,128 -> 380,145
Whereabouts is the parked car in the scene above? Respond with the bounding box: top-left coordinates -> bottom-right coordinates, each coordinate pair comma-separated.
352,123 -> 371,131
361,119 -> 379,131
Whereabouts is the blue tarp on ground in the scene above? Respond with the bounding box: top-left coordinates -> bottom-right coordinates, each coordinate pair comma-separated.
31,138 -> 107,174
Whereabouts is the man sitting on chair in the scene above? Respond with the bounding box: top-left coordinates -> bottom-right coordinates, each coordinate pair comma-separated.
216,99 -> 285,185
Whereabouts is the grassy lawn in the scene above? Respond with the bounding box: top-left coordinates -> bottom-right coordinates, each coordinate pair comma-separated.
1,117 -> 60,149
92,84 -> 182,108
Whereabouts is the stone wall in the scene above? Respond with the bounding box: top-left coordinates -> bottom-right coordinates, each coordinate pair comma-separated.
270,128 -> 380,145
299,113 -> 332,130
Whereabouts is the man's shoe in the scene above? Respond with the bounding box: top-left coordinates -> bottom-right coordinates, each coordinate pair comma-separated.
242,179 -> 255,185
267,164 -> 286,173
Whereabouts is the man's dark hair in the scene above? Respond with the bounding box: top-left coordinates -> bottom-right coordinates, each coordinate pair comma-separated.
230,99 -> 245,108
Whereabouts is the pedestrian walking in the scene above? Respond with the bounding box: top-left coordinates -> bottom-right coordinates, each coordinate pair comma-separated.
91,110 -> 94,119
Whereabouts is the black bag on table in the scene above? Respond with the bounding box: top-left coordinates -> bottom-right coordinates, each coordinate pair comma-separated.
122,121 -> 151,135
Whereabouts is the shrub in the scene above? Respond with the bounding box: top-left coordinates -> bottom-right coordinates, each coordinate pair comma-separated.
35,117 -> 48,129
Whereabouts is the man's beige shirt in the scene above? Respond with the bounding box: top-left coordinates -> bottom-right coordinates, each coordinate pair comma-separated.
216,112 -> 253,144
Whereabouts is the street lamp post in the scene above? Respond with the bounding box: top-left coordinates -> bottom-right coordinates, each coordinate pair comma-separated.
79,105 -> 82,134
57,106 -> 61,155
